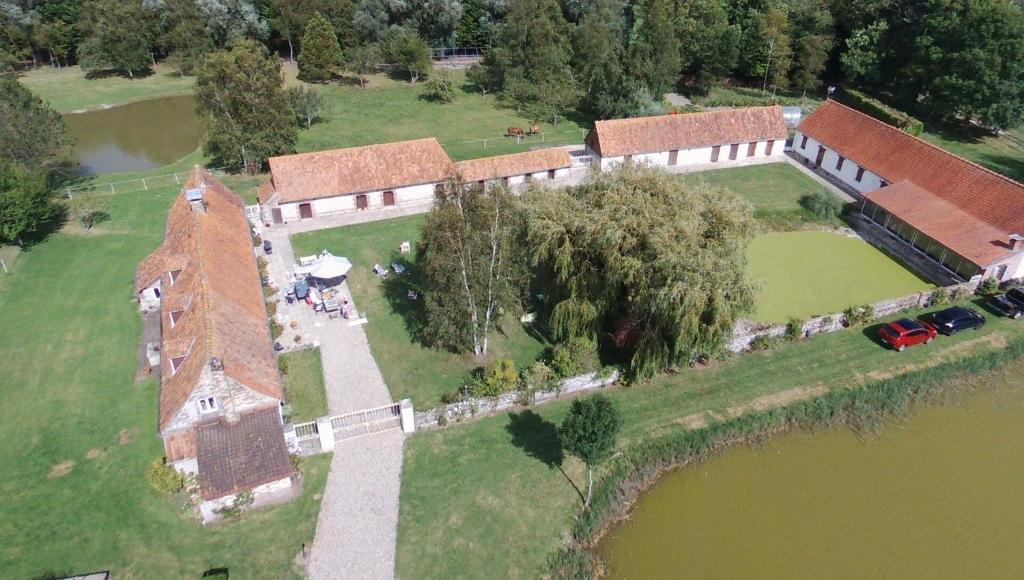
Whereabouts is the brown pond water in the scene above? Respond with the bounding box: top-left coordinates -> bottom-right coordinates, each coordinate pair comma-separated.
64,95 -> 204,174
599,384 -> 1024,579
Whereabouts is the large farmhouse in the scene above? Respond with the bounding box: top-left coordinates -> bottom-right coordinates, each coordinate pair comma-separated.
584,106 -> 788,170
795,100 -> 1024,282
455,148 -> 572,188
136,167 -> 293,517
261,137 -> 454,223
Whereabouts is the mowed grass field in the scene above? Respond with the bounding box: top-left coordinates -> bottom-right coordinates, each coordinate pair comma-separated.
292,215 -> 548,407
397,298 -> 1024,578
0,186 -> 329,578
19,64 -> 195,112
747,231 -> 933,323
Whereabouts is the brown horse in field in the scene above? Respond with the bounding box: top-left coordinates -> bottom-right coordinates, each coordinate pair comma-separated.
528,124 -> 542,135
506,127 -> 525,138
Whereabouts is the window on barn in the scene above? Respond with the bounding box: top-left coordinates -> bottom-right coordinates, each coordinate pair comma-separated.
383,190 -> 395,206
855,167 -> 865,182
765,140 -> 774,155
169,310 -> 184,327
668,150 -> 679,166
747,142 -> 756,157
880,180 -> 889,187
711,146 -> 721,162
198,396 -> 217,413
547,169 -> 556,179
836,156 -> 845,170
170,355 -> 187,375
169,269 -> 183,285
800,135 -> 808,149
502,177 -> 510,187
524,174 -> 533,184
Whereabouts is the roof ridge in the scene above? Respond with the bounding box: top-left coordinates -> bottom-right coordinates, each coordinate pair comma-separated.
596,105 -> 782,126
821,99 -> 1024,189
268,137 -> 444,163
186,168 -> 218,365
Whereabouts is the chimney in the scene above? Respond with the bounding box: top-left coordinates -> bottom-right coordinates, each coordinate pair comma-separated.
186,184 -> 207,213
1010,234 -> 1024,251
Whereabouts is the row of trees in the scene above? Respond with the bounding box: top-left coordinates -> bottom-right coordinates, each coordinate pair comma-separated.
418,163 -> 757,380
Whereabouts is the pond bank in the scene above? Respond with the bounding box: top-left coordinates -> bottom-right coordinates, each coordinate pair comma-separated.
548,337 -> 1024,577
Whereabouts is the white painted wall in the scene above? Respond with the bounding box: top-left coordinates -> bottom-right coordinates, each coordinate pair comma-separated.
277,182 -> 440,222
597,140 -> 785,170
793,131 -> 885,194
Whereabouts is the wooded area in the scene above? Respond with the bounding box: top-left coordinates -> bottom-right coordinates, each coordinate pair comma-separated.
1,0 -> 1022,128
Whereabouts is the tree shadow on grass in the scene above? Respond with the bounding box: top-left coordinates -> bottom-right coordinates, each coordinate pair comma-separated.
380,252 -> 428,343
506,410 -> 584,502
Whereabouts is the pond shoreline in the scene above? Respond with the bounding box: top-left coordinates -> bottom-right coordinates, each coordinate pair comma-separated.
547,337 -> 1024,577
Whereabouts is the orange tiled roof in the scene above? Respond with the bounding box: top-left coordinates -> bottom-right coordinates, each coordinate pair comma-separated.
267,138 -> 454,203
456,148 -> 571,182
798,100 -> 1024,249
865,180 -> 1013,266
136,167 -> 282,431
586,106 -> 788,157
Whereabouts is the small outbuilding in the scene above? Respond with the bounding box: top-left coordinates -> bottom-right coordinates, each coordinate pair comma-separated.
455,148 -> 573,188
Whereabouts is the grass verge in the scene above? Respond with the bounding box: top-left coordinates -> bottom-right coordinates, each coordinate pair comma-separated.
18,64 -> 195,113
396,298 -> 1024,578
280,348 -> 329,422
292,214 -> 548,407
551,335 -> 1024,576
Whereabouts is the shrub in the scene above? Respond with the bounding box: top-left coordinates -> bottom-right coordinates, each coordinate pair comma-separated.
422,69 -> 455,103
278,356 -> 289,375
843,304 -> 875,326
950,286 -> 971,301
835,88 -> 924,135
266,301 -> 277,317
978,277 -> 1000,296
293,334 -> 302,343
146,457 -> 184,495
748,334 -> 782,351
550,336 -> 599,378
256,256 -> 269,279
216,491 -> 255,520
799,190 -> 843,220
785,318 -> 805,341
270,319 -> 283,339
929,287 -> 950,306
471,359 -> 518,397
263,286 -> 278,299
440,389 -> 466,405
518,361 -> 558,405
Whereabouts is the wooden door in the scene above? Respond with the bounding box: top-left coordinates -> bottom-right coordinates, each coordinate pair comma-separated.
711,146 -> 721,162
356,194 -> 368,210
747,142 -> 756,157
814,146 -> 826,167
765,140 -> 774,155
299,203 -> 313,219
668,150 -> 678,166
728,143 -> 739,160
383,190 -> 395,206
271,208 -> 283,224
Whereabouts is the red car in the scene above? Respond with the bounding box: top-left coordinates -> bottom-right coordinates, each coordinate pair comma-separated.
878,318 -> 937,351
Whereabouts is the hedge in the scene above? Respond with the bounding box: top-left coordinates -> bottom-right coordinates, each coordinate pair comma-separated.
835,88 -> 924,136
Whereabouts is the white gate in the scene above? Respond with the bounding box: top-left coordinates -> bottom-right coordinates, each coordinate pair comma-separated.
293,420 -> 321,453
244,204 -> 262,225
330,402 -> 402,442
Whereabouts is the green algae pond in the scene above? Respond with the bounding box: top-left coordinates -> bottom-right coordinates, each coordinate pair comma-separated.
747,230 -> 933,323
598,381 -> 1024,578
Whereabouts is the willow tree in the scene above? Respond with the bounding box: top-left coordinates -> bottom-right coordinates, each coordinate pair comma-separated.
524,164 -> 757,378
419,179 -> 528,357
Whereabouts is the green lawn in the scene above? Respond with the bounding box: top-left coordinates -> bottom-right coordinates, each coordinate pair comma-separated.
292,215 -> 548,407
18,64 -> 195,112
0,186 -> 329,578
747,230 -> 933,323
677,162 -> 842,230
397,298 -> 1024,579
280,348 -> 329,422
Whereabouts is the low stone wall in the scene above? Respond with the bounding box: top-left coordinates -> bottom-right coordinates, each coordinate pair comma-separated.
414,371 -> 619,431
729,281 -> 979,352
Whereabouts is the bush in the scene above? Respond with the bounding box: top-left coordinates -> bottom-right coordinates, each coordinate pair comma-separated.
422,70 -> 455,103
270,319 -> 283,339
470,359 -> 519,397
950,286 -> 971,301
835,88 -> 924,136
518,361 -> 558,405
929,287 -> 950,306
550,336 -> 599,378
843,304 -> 875,327
266,301 -> 277,317
748,334 -> 782,351
216,490 -> 255,520
785,318 -> 805,341
146,457 -> 184,495
799,190 -> 844,220
978,277 -> 1000,296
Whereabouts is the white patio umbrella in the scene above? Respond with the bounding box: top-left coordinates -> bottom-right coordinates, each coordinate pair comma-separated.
308,254 -> 352,284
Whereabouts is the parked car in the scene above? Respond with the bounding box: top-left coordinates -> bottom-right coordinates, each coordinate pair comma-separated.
987,288 -> 1024,318
921,306 -> 986,335
878,318 -> 937,351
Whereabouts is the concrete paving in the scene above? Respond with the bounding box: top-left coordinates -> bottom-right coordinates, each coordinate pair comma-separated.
260,224 -> 403,579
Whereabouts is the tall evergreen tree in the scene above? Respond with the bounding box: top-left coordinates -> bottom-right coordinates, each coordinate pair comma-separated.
574,2 -> 646,118
298,11 -> 342,82
455,0 -> 486,47
195,40 -> 297,173
627,0 -> 681,97
269,0 -> 313,63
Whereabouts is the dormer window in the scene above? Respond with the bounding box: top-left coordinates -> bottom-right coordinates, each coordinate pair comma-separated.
169,310 -> 184,326
169,269 -> 183,285
170,355 -> 187,374
198,396 -> 217,413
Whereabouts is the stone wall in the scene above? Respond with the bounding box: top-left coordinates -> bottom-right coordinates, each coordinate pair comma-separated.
414,370 -> 619,431
728,281 -> 979,352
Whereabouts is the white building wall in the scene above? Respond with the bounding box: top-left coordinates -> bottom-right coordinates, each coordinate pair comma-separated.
277,182 -> 440,222
597,140 -> 785,170
793,131 -> 885,194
